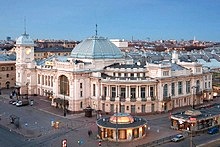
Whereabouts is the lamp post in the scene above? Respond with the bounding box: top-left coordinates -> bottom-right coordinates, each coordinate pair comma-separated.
62,77 -> 67,117
63,93 -> 66,117
116,104 -> 118,143
190,123 -> 194,147
26,82 -> 29,99
191,86 -> 197,109
118,95 -> 121,113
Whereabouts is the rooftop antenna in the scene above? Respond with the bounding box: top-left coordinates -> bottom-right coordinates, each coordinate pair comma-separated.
95,24 -> 98,36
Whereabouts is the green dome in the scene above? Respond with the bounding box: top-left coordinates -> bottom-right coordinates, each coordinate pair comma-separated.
71,36 -> 123,59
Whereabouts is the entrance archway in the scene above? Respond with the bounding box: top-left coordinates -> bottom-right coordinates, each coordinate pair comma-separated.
59,75 -> 69,96
6,81 -> 10,89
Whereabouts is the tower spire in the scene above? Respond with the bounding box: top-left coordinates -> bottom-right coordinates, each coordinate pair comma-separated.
24,17 -> 27,35
95,24 -> 98,36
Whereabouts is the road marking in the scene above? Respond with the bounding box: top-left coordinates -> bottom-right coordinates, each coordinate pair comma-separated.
38,108 -> 63,118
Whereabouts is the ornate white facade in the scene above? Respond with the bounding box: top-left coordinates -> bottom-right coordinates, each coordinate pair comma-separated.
15,33 -> 213,114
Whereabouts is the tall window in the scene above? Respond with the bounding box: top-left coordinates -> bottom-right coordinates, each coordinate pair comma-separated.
104,87 -> 107,97
141,87 -> 145,98
93,84 -> 96,96
163,84 -> 168,97
45,76 -> 47,86
6,74 -> 9,78
38,74 -> 40,84
80,91 -> 83,97
130,88 -> 136,99
150,86 -> 154,97
186,81 -> 191,93
178,81 -> 182,95
51,76 -> 53,87
120,87 -> 126,98
196,80 -> 200,92
48,76 -> 50,86
111,87 -> 116,98
171,83 -> 175,96
80,83 -> 83,89
42,75 -> 44,85
59,75 -> 69,96
131,105 -> 136,113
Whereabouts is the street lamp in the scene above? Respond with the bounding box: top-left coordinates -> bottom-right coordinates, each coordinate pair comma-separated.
118,95 -> 121,113
116,104 -> 118,143
61,77 -> 68,117
191,86 -> 198,109
63,95 -> 66,116
26,82 -> 29,99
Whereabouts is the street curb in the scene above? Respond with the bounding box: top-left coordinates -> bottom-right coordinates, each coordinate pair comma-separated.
0,122 -> 42,139
197,138 -> 220,147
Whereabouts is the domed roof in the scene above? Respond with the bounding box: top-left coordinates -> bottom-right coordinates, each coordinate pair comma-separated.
16,33 -> 34,46
71,36 -> 123,59
109,113 -> 134,124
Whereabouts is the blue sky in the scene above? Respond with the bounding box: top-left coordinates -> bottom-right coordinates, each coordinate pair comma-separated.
1,0 -> 220,41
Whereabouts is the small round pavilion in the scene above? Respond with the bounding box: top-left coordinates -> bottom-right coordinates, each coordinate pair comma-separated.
96,113 -> 147,142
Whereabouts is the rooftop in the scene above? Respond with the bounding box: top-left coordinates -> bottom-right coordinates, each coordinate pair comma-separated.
97,113 -> 147,129
171,103 -> 220,121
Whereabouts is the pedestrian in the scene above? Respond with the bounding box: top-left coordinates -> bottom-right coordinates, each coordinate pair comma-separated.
88,130 -> 92,137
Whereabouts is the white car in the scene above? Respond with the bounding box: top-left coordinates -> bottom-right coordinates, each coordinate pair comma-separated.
171,134 -> 184,142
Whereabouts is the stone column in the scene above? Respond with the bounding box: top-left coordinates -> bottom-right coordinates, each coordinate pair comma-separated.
126,86 -> 128,98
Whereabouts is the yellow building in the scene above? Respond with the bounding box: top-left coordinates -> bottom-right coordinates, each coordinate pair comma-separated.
0,55 -> 16,89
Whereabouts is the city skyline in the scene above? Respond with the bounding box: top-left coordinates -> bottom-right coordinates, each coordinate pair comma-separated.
1,0 -> 220,41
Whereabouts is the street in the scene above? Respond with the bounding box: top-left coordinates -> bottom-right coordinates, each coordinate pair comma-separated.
161,131 -> 220,147
0,88 -> 220,147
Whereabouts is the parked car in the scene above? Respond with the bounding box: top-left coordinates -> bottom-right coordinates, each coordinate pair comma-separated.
16,100 -> 29,107
171,134 -> 184,142
208,127 -> 219,134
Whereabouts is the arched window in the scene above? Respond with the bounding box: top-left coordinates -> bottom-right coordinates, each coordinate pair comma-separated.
59,75 -> 69,96
163,84 -> 168,97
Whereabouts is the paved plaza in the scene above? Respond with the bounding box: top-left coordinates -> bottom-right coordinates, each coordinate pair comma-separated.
0,88 -> 218,147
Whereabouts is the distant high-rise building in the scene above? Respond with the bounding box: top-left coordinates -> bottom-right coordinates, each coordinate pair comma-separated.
6,37 -> 11,41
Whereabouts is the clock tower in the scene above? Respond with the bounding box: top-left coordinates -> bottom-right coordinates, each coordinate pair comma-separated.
15,32 -> 36,95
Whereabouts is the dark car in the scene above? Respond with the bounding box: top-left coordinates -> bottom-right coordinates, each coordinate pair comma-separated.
208,127 -> 219,134
171,134 -> 184,142
9,100 -> 17,104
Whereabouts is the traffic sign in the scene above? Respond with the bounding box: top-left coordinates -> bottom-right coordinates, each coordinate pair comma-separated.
62,139 -> 67,147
